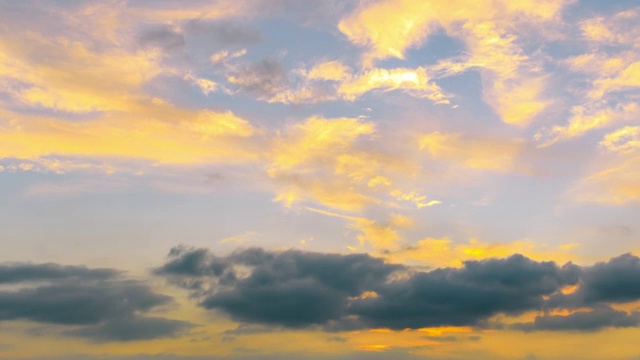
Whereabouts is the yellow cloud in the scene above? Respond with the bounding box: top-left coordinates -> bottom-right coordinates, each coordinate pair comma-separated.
591,61 -> 640,99
270,116 -> 375,172
339,67 -> 448,103
579,9 -> 640,46
0,107 -> 257,165
387,237 -> 581,267
0,35 -> 161,113
420,132 -> 522,171
338,0 -> 565,124
483,75 -> 549,126
580,17 -> 616,42
306,60 -> 352,81
537,102 -> 640,146
572,156 -> 640,205
306,208 -> 413,249
564,53 -> 631,77
184,74 -> 218,95
268,117 -> 384,211
600,126 -> 640,154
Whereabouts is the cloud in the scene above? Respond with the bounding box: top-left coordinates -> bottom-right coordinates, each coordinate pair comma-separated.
65,315 -> 192,342
600,126 -> 640,154
157,246 -> 640,333
0,262 -> 191,342
268,116 -> 382,211
0,106 -> 257,165
0,263 -> 118,283
419,132 -> 523,171
157,247 -> 640,332
548,253 -> 640,307
138,25 -> 186,51
571,154 -> 640,205
337,0 -> 567,124
349,254 -> 579,329
385,237 -> 581,268
269,63 -> 449,105
339,67 -> 448,104
536,102 -> 640,146
157,246 -> 402,327
184,20 -> 262,46
227,57 -> 289,98
513,307 -> 640,332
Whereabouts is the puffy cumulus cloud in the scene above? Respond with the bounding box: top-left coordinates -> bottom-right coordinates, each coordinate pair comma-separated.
548,253 -> 640,307
511,254 -> 640,332
0,262 -> 191,342
419,132 -> 523,171
349,254 -> 580,329
155,246 -> 640,332
156,246 -> 403,327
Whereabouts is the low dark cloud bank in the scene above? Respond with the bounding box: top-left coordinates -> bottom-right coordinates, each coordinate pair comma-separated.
157,247 -> 640,332
0,262 -> 191,342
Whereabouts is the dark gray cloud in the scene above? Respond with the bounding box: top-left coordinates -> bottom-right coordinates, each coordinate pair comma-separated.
348,255 -> 579,329
158,247 -> 640,333
547,253 -> 640,309
139,25 -> 186,51
138,20 -> 261,53
513,307 -> 640,332
578,253 -> 640,304
227,57 -> 288,97
0,282 -> 169,325
66,316 -> 192,342
0,262 -> 118,284
0,262 -> 191,342
185,20 -> 262,46
157,246 -> 401,328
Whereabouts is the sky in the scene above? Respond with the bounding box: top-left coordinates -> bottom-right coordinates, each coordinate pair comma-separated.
0,0 -> 640,359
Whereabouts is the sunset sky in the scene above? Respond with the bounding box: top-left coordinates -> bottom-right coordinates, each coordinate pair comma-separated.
1,0 -> 640,359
